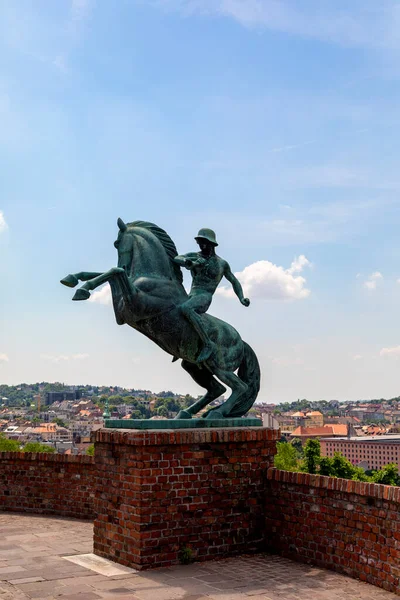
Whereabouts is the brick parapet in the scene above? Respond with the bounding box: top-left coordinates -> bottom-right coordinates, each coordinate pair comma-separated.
92,427 -> 279,446
267,467 -> 400,500
266,468 -> 400,594
93,427 -> 278,569
0,452 -> 95,519
0,451 -> 94,464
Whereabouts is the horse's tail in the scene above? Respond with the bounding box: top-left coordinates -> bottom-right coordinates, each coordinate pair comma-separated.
226,341 -> 261,418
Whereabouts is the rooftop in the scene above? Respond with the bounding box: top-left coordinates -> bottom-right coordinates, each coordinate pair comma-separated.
291,424 -> 348,437
0,513 -> 396,600
325,435 -> 400,443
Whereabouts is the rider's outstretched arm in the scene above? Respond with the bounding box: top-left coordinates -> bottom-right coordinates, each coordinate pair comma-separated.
174,253 -> 199,270
224,263 -> 250,306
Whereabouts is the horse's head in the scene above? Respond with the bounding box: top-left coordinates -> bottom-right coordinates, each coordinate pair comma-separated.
114,218 -> 133,272
113,218 -> 185,293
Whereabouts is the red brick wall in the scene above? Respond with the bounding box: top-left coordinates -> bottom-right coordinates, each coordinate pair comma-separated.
266,468 -> 400,594
93,427 -> 279,569
0,452 -> 95,519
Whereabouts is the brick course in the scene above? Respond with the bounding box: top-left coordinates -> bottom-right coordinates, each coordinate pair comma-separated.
266,468 -> 400,595
92,427 -> 279,569
0,452 -> 95,519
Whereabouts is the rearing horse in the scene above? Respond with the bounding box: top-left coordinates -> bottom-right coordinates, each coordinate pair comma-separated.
60,219 -> 260,419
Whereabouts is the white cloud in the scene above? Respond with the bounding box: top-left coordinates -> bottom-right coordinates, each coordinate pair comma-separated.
153,0 -> 400,50
288,255 -> 310,274
71,353 -> 90,360
271,356 -> 304,367
0,354 -> 9,363
380,346 -> 400,358
363,271 -> 383,290
89,284 -> 112,306
217,255 -> 311,301
40,354 -> 70,363
40,353 -> 89,363
0,211 -> 8,233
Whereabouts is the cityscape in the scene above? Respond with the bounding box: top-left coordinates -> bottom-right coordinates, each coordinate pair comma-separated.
3,382 -> 400,476
2,0 -> 400,597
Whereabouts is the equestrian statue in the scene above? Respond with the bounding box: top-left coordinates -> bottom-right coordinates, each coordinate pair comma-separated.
60,219 -> 260,420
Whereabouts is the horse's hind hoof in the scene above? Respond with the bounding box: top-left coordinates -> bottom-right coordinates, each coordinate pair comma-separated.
60,274 -> 79,288
175,410 -> 192,419
72,288 -> 91,301
204,409 -> 224,420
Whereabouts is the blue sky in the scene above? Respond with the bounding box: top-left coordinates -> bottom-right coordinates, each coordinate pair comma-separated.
2,0 -> 400,402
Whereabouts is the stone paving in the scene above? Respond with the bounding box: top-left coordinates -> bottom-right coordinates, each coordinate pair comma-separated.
0,513 -> 398,600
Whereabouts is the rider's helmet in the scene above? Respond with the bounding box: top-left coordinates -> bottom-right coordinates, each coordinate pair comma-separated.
195,228 -> 218,247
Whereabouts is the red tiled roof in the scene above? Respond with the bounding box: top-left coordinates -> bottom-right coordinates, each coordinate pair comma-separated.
291,424 -> 348,437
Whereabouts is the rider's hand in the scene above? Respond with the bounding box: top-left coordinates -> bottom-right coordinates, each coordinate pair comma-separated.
195,257 -> 206,266
241,297 -> 250,307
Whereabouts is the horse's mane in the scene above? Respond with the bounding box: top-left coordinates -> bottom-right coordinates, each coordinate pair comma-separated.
127,221 -> 183,284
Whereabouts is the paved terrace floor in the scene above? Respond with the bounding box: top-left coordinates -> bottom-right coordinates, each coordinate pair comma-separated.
0,514 -> 397,600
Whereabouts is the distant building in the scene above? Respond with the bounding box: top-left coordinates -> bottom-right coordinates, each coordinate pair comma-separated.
276,415 -> 297,433
290,424 -> 348,442
305,411 -> 324,427
45,390 -> 82,406
320,435 -> 400,471
290,411 -> 324,428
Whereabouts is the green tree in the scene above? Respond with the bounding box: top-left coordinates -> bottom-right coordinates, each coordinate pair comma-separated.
52,418 -> 67,428
303,438 -> 321,474
182,394 -> 195,408
351,466 -> 370,482
23,442 -> 56,453
331,452 -> 357,479
313,450 -> 369,481
156,405 -> 169,417
86,444 -> 95,456
108,395 -> 124,404
372,463 -> 400,486
290,438 -> 304,457
0,434 -> 21,452
274,441 -> 299,471
319,456 -> 334,476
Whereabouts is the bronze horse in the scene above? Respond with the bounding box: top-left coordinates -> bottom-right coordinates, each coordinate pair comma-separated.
61,219 -> 260,419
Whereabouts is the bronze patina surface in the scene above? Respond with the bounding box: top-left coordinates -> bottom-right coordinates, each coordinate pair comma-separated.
61,219 -> 260,421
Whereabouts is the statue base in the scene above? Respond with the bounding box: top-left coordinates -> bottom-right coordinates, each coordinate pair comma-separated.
104,417 -> 262,429
93,427 -> 279,569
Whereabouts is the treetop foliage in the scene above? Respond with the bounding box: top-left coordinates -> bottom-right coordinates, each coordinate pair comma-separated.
274,438 -> 400,486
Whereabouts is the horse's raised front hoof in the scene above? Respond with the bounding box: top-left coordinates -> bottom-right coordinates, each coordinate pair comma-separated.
175,410 -> 192,420
204,409 -> 225,420
72,288 -> 91,301
60,274 -> 79,288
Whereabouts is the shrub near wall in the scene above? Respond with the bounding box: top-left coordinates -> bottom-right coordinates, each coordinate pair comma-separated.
265,468 -> 400,594
0,452 -> 95,519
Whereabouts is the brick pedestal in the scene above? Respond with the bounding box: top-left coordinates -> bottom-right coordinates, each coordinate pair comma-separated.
93,427 -> 279,569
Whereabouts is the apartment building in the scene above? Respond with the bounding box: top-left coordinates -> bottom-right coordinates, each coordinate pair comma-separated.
320,435 -> 400,471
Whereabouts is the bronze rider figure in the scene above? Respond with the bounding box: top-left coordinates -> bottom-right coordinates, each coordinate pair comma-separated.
174,228 -> 250,363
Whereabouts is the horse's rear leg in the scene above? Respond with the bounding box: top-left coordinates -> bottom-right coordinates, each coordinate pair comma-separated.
204,368 -> 248,419
175,361 -> 226,419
